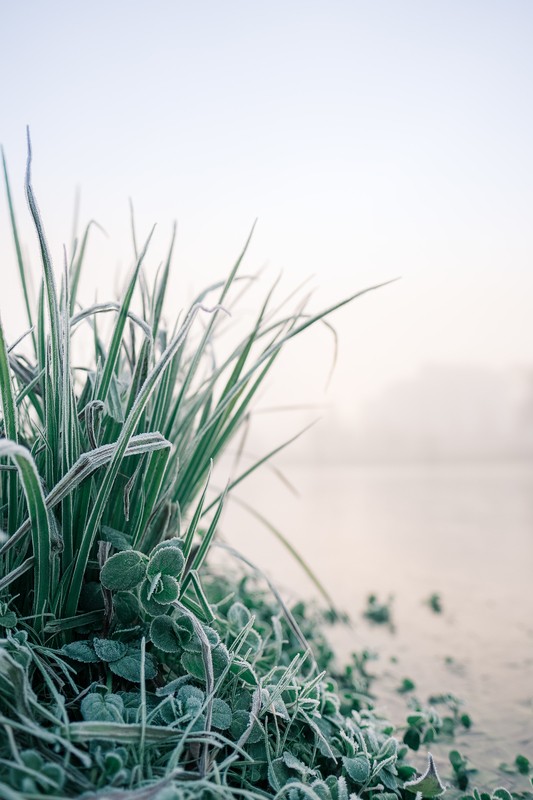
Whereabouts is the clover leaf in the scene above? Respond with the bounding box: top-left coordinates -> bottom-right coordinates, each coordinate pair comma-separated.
101,526 -> 133,551
211,697 -> 232,730
113,591 -> 141,625
139,578 -> 172,616
100,550 -> 147,591
109,648 -> 157,682
61,640 -> 99,663
230,710 -> 263,744
0,609 -> 17,628
181,623 -> 220,653
343,754 -> 371,784
228,601 -> 251,629
147,546 -> 184,580
80,692 -> 125,722
150,615 -> 186,653
93,638 -> 128,662
146,573 -> 180,604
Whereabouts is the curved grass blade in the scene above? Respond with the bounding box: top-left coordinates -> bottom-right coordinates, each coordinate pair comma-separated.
0,557 -> 34,592
71,302 -> 153,343
0,314 -> 19,535
0,440 -> 50,626
1,147 -> 36,355
25,128 -> 61,409
0,432 -> 171,559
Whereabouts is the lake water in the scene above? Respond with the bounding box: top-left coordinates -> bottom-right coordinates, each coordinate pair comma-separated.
221,461 -> 533,792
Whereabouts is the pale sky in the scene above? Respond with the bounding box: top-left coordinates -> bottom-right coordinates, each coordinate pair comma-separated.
1,1 -> 533,433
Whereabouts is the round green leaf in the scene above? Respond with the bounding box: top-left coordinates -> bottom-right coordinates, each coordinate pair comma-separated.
211,697 -> 232,730
150,574 -> 180,604
160,699 -> 178,725
100,550 -> 147,591
181,623 -> 220,653
101,525 -> 133,551
139,578 -> 171,616
343,754 -> 371,785
228,601 -> 251,629
177,684 -> 204,710
403,728 -> 420,751
41,763 -> 65,789
150,537 -> 184,554
0,610 -> 17,628
109,650 -> 157,682
243,628 -> 262,654
80,692 -> 124,722
61,640 -> 99,663
494,790 -> 513,800
180,650 -> 204,680
113,591 -> 141,625
150,615 -> 182,653
269,758 -> 292,792
93,638 -> 128,662
147,546 -> 185,580
21,751 -> 43,771
239,711 -> 263,743
104,750 -> 124,776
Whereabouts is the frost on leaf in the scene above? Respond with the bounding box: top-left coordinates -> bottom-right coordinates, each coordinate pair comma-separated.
80,692 -> 124,723
404,753 -> 446,798
100,550 -> 146,591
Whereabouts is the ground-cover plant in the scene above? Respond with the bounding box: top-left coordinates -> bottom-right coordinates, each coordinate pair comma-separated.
0,138 -> 523,800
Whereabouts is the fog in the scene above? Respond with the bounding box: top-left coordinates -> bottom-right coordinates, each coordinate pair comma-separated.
284,362 -> 533,463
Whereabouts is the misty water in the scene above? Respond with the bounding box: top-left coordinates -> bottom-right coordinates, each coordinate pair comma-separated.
222,461 -> 533,792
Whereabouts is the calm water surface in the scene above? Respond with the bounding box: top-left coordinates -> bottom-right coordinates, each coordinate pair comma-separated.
222,462 -> 533,792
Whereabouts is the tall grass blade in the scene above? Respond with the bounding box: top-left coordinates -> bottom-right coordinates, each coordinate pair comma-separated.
25,128 -> 62,407
151,222 -> 176,338
185,488 -> 227,581
0,315 -> 19,536
1,147 -> 36,355
168,225 -> 255,435
182,462 -> 212,561
96,227 -> 155,404
69,220 -> 104,314
0,441 -> 51,626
